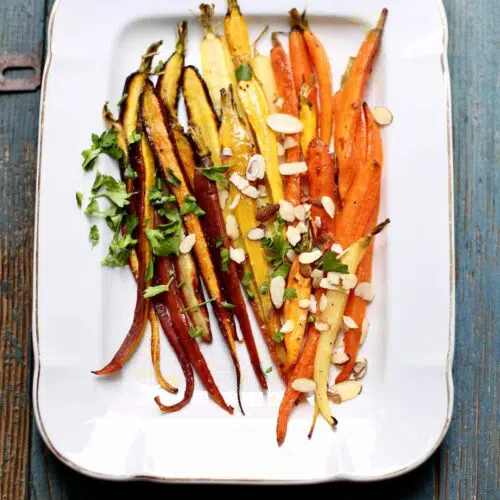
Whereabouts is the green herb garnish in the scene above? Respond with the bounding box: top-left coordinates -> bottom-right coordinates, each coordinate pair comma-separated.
184,297 -> 216,312
284,287 -> 297,300
220,247 -> 229,272
273,331 -> 283,343
76,191 -> 83,208
321,251 -> 349,274
196,164 -> 230,186
124,164 -> 137,179
221,301 -> 235,309
117,93 -> 128,106
180,194 -> 205,217
89,225 -> 99,247
235,64 -> 253,81
143,278 -> 173,298
166,168 -> 181,187
129,130 -> 141,144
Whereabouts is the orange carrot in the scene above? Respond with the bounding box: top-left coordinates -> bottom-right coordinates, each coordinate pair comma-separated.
277,319 -> 321,445
335,9 -> 388,198
335,104 -> 383,248
290,9 -> 333,146
270,33 -> 301,203
352,101 -> 367,179
289,22 -> 318,117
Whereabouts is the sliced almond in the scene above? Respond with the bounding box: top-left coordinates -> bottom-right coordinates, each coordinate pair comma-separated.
373,106 -> 393,126
314,321 -> 328,332
296,222 -> 308,234
354,282 -> 374,301
321,195 -> 335,218
340,273 -> 358,290
298,299 -> 310,309
246,154 -> 266,181
298,248 -> 322,264
319,294 -> 328,312
277,142 -> 285,157
328,380 -> 362,403
343,315 -> 358,329
270,276 -> 286,309
221,147 -> 233,157
283,136 -> 298,149
278,200 -> 295,222
242,185 -> 259,198
360,318 -> 369,345
331,242 -> 343,254
308,294 -> 317,313
225,215 -> 239,240
274,96 -> 284,110
179,233 -> 196,254
258,184 -> 268,198
331,350 -> 350,365
229,246 -> 245,263
286,248 -> 296,262
353,357 -> 367,379
311,269 -> 324,288
228,193 -> 241,210
294,204 -> 306,221
229,173 -> 249,191
286,225 -> 301,246
314,216 -> 322,229
279,162 -> 308,176
247,227 -> 265,240
334,331 -> 345,349
280,320 -> 294,334
266,113 -> 304,134
218,188 -> 229,209
291,377 -> 316,393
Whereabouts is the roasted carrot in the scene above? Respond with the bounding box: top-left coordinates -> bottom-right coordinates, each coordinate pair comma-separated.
277,306 -> 321,445
299,83 -> 317,157
224,0 -> 251,64
156,256 -> 234,414
335,104 -> 383,248
290,9 -> 333,145
306,138 -> 336,243
270,32 -> 301,203
335,9 -> 388,199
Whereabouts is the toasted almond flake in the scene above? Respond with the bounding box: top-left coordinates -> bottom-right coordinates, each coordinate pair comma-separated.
230,173 -> 249,191
280,320 -> 294,334
298,248 -> 322,264
246,154 -> 266,181
221,147 -> 233,157
354,282 -> 374,301
291,377 -> 316,393
331,351 -> 350,365
360,318 -> 369,345
179,233 -> 196,254
314,321 -> 328,332
296,222 -> 308,234
308,294 -> 317,313
228,193 -> 241,210
299,299 -> 310,309
373,106 -> 393,126
334,331 -> 345,349
328,380 -> 362,402
274,96 -> 284,109
343,315 -> 358,329
279,161 -> 308,176
218,188 -> 229,208
340,273 -> 358,290
286,225 -> 302,246
279,200 -> 295,222
331,243 -> 343,254
247,227 -> 265,240
242,185 -> 259,198
294,204 -> 306,221
319,294 -> 328,312
270,276 -> 286,309
311,269 -> 324,288
286,248 -> 296,262
303,203 -> 312,213
353,357 -> 367,379
225,215 -> 239,240
229,246 -> 245,263
258,184 -> 268,198
266,113 -> 304,134
314,216 -> 322,228
319,277 -> 336,290
283,136 -> 298,149
321,195 -> 335,218
277,142 -> 285,157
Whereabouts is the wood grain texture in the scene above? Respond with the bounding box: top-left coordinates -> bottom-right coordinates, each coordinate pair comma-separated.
0,1 -> 45,499
0,0 -> 496,497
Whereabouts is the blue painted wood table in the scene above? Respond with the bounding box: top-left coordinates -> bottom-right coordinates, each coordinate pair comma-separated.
0,0 -> 497,498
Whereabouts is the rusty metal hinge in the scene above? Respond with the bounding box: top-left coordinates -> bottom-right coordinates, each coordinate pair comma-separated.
0,53 -> 41,92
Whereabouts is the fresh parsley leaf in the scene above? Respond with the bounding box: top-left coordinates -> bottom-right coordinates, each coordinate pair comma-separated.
180,194 -> 205,216
177,279 -> 185,289
145,228 -> 181,257
117,93 -> 128,106
196,165 -> 230,186
264,366 -> 273,374
85,198 -> 100,216
307,315 -> 316,324
76,191 -> 83,208
273,331 -> 283,343
153,60 -> 165,73
246,288 -> 255,300
159,204 -> 180,222
89,225 -> 99,246
82,130 -> 124,170
184,297 -> 216,312
242,272 -> 252,287
91,173 -> 131,208
129,130 -> 141,144
143,278 -> 173,298
101,233 -> 137,267
220,247 -> 229,272
284,287 -> 297,300
125,214 -> 138,234
235,64 -> 253,81
321,251 -> 349,274
271,262 -> 291,279
221,301 -> 235,309
105,213 -> 123,231
261,217 -> 291,279
145,260 -> 154,281
166,168 -> 181,187
260,281 -> 269,295
215,236 -> 224,248
124,164 -> 137,179
82,147 -> 101,171
189,326 -> 204,339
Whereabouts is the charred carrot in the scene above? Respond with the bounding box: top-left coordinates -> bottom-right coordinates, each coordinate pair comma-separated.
335,9 -> 388,198
270,32 -> 301,203
290,9 -> 333,145
156,256 -> 233,414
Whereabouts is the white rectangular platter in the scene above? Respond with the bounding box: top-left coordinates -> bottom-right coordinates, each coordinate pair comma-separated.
33,0 -> 455,483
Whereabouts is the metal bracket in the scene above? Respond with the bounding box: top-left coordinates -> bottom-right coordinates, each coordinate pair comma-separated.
0,53 -> 41,92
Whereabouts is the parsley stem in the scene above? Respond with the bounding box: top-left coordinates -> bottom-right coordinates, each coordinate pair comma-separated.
182,297 -> 216,312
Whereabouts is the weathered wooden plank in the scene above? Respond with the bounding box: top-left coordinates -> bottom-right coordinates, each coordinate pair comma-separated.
0,0 -> 45,499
